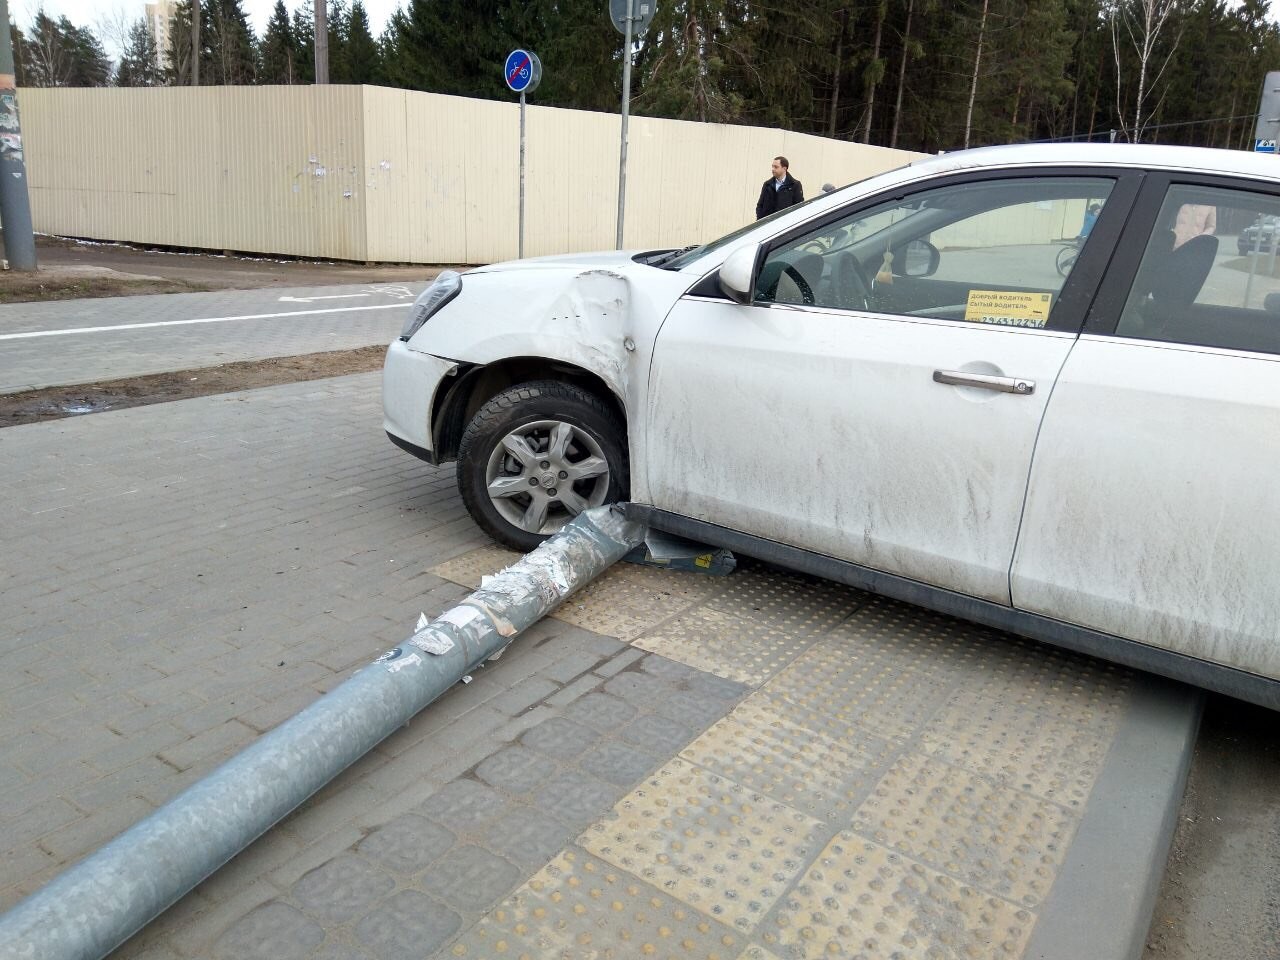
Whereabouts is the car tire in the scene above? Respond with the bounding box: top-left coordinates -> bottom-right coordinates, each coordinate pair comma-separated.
456,380 -> 629,552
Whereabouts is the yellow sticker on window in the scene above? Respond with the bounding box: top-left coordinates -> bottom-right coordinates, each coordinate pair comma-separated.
963,290 -> 1052,328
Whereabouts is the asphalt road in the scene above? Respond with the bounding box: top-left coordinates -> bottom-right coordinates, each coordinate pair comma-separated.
0,282 -> 426,392
0,279 -> 1276,958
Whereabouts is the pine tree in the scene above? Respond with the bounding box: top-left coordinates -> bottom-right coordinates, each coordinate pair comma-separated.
202,0 -> 258,85
291,7 -> 315,83
116,17 -> 164,87
345,1 -> 382,84
258,0 -> 298,83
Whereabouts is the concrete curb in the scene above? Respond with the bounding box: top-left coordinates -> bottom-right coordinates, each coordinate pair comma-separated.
1024,675 -> 1204,960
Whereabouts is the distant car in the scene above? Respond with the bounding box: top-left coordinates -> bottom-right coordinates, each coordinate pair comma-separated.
384,143 -> 1280,709
1237,214 -> 1280,255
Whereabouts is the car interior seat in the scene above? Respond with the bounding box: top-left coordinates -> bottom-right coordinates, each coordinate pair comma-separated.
1150,235 -> 1219,307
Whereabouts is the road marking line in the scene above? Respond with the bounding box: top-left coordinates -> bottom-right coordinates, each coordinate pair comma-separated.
0,303 -> 410,341
278,294 -> 371,303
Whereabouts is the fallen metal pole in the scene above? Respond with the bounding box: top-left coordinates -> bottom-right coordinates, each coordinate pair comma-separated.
0,506 -> 644,960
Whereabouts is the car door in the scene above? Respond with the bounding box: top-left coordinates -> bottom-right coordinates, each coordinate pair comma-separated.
1012,176 -> 1280,679
646,170 -> 1137,604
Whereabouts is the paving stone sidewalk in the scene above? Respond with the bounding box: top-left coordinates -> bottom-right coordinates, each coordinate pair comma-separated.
1,372 -> 1186,960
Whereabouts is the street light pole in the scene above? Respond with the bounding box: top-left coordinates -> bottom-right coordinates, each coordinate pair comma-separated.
314,0 -> 329,84
0,0 -> 37,272
615,0 -> 633,250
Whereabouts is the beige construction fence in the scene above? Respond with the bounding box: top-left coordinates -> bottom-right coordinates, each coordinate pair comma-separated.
17,85 -> 920,265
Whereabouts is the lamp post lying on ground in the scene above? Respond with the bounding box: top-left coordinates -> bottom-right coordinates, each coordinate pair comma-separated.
0,506 -> 645,960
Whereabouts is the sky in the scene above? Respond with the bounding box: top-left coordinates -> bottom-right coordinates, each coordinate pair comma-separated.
9,0 -> 402,56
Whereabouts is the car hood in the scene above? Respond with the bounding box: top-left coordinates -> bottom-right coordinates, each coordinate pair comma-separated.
468,249 -> 643,275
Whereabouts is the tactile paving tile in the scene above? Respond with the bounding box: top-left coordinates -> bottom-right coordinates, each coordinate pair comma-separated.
430,545 -> 523,590
679,694 -> 895,824
700,569 -> 864,637
761,833 -> 1035,959
920,688 -> 1116,810
430,546 -> 724,641
632,606 -> 825,687
850,752 -> 1078,909
553,564 -> 725,641
824,595 -> 1012,677
449,847 -> 746,959
963,643 -> 1133,730
580,758 -> 828,932
763,642 -> 952,743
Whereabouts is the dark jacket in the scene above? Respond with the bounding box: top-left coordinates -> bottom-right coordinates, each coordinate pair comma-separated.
756,174 -> 804,219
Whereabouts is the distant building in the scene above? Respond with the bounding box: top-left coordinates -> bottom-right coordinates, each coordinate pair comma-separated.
145,0 -> 177,59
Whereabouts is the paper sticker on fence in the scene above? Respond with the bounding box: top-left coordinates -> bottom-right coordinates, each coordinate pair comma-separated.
964,290 -> 1052,328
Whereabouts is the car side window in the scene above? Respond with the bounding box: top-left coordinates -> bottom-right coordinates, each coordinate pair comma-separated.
755,177 -> 1114,329
1115,185 -> 1280,355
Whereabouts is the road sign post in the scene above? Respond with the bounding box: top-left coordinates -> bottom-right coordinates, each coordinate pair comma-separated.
610,0 -> 655,250
504,50 -> 542,259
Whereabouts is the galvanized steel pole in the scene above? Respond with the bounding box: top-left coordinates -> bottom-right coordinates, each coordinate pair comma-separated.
0,507 -> 645,960
0,0 -> 37,272
519,90 -> 526,258
615,0 -> 634,249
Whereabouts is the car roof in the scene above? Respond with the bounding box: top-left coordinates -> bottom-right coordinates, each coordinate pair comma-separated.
908,142 -> 1280,182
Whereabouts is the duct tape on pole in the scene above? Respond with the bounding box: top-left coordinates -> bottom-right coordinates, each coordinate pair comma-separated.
506,49 -> 541,260
0,506 -> 644,960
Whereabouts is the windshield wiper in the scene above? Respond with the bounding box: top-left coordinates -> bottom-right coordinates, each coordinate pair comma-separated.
653,244 -> 700,267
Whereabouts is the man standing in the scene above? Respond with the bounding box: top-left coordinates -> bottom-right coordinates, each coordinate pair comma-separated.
756,156 -> 804,220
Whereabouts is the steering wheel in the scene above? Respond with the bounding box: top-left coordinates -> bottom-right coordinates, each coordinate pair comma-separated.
836,252 -> 870,310
780,264 -> 815,304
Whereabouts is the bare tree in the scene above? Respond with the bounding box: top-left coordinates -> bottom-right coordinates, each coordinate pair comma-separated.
963,0 -> 990,149
24,10 -> 67,86
1109,0 -> 1183,142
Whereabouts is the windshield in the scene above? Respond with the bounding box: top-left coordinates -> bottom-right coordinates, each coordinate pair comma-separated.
659,190 -> 841,271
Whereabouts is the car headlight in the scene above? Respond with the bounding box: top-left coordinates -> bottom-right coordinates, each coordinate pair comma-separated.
399,270 -> 462,341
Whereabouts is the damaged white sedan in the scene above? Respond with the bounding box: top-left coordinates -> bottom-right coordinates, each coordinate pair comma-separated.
384,142 -> 1280,709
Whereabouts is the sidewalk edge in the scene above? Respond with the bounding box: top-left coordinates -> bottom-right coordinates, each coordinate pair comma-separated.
1024,675 -> 1204,960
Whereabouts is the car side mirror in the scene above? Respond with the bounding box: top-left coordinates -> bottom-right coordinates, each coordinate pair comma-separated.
894,239 -> 940,278
719,245 -> 759,303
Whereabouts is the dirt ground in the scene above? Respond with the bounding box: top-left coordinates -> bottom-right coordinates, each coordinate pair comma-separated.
0,347 -> 386,429
0,234 -> 444,302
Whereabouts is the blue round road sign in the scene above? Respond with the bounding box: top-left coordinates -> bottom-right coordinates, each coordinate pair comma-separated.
504,49 -> 541,94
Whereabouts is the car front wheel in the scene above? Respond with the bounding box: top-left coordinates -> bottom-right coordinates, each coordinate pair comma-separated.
456,380 -> 629,552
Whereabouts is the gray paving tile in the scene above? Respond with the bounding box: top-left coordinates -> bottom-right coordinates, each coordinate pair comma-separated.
291,854 -> 394,924
353,890 -> 460,960
418,844 -> 521,910
357,813 -> 455,876
474,745 -> 554,795
519,716 -> 600,760
211,902 -> 323,960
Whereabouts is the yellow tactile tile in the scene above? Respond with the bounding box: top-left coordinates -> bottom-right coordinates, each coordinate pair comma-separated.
761,834 -> 1036,959
850,752 -> 1078,909
633,606 -> 822,686
580,759 -> 828,932
553,564 -> 724,640
764,643 -> 951,743
678,694 -> 894,823
919,689 -> 1116,810
450,848 -> 745,960
430,545 -> 523,589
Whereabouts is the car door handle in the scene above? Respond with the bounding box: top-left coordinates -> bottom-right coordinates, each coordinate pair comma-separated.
932,369 -> 1036,395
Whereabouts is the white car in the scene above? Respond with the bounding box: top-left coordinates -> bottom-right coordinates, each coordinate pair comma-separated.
384,143 -> 1280,709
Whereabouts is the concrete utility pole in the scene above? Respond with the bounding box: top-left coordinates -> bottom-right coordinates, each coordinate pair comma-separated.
190,0 -> 199,85
0,0 -> 38,271
314,0 -> 328,84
